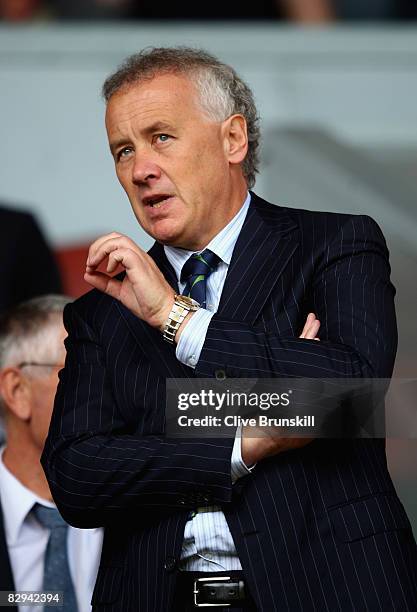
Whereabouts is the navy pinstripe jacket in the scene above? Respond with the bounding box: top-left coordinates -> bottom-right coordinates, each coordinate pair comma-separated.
42,193 -> 417,611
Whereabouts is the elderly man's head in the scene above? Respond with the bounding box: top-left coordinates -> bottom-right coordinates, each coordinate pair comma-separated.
0,295 -> 70,453
103,47 -> 260,250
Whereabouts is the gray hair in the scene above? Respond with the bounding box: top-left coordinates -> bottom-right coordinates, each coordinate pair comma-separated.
0,294 -> 70,371
0,295 -> 70,417
102,47 -> 260,189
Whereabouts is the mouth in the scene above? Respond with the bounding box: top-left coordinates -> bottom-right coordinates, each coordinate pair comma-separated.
143,194 -> 173,209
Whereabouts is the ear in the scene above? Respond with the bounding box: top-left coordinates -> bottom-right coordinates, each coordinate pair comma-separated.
0,368 -> 32,421
222,114 -> 248,166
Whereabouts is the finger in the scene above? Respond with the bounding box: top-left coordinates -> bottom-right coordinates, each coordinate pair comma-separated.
87,237 -> 123,271
84,270 -> 123,300
87,236 -> 125,268
87,234 -> 144,268
107,250 -> 125,273
303,319 -> 320,340
103,247 -> 149,287
86,236 -> 133,271
86,232 -> 123,266
305,319 -> 320,338
106,246 -> 146,274
300,317 -> 320,340
299,313 -> 317,338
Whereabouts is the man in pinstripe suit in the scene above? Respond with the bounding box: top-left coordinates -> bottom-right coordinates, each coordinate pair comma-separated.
42,48 -> 417,611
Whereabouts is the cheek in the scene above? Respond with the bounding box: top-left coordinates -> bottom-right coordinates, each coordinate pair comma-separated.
116,167 -> 131,192
195,141 -> 228,176
32,382 -> 57,441
30,405 -> 53,448
39,410 -> 53,438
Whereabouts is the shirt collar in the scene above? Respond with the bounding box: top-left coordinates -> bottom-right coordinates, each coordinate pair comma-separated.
164,192 -> 251,282
0,445 -> 55,546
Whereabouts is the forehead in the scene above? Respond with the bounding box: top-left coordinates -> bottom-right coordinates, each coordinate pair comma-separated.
105,73 -> 204,132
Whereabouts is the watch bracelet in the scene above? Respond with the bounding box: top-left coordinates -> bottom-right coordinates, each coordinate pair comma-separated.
162,302 -> 189,344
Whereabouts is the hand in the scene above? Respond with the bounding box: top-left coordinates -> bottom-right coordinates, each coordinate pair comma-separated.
84,232 -> 175,329
299,312 -> 320,340
241,312 -> 320,465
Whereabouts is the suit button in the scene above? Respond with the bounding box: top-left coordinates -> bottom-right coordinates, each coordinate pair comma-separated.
164,556 -> 177,572
215,369 -> 226,380
187,354 -> 197,366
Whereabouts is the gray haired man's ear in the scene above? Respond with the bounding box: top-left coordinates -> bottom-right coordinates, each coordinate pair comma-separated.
0,367 -> 32,422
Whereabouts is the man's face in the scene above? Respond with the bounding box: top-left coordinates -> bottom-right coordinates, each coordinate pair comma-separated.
105,73 -> 247,250
26,324 -> 67,452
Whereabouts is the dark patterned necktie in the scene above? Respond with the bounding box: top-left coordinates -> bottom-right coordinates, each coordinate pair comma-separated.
180,249 -> 221,308
32,503 -> 78,612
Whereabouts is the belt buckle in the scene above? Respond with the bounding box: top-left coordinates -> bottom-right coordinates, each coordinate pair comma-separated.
193,576 -> 233,608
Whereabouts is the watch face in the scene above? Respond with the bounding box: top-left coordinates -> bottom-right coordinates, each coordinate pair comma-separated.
175,295 -> 200,310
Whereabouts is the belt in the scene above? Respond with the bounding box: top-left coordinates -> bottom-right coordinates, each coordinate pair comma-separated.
174,570 -> 256,610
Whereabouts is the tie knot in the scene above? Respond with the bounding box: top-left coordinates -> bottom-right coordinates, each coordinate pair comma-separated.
180,249 -> 220,284
32,503 -> 68,530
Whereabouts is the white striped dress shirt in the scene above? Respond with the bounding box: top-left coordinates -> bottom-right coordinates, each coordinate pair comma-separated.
0,447 -> 103,612
164,192 -> 252,571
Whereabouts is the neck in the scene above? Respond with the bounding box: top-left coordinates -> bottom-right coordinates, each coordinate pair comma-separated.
2,430 -> 52,501
179,179 -> 249,251
207,178 -> 248,244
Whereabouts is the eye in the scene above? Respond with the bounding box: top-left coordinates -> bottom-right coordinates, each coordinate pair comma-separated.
116,146 -> 134,161
154,134 -> 171,144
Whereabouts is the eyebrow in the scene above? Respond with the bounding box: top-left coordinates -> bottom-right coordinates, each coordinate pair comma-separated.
109,121 -> 175,155
143,121 -> 174,134
109,138 -> 131,156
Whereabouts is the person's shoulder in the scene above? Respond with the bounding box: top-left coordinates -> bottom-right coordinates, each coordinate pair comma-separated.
64,284 -> 121,332
250,192 -> 384,239
0,205 -> 37,231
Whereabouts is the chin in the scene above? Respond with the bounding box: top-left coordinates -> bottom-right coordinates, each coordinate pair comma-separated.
148,221 -> 184,246
157,235 -> 184,247
150,229 -> 181,246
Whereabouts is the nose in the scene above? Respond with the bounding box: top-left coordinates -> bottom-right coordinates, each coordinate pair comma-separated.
131,152 -> 162,184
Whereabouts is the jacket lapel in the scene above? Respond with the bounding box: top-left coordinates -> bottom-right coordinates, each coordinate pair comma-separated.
217,193 -> 299,324
117,194 -> 299,373
116,242 -> 193,378
147,242 -> 178,292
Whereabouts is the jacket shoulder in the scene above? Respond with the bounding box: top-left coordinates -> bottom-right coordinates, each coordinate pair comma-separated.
64,287 -> 118,333
250,192 -> 386,242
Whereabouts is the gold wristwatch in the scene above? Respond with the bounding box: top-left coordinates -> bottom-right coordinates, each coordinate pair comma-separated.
162,294 -> 200,344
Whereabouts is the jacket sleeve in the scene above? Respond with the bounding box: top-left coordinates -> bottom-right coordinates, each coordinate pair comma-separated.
41,302 -> 235,528
196,215 -> 397,380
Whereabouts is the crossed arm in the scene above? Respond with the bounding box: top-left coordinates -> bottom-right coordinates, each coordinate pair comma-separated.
42,214 -> 396,525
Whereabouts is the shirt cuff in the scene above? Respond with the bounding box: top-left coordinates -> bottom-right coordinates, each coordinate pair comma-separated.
231,425 -> 255,484
176,308 -> 215,369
